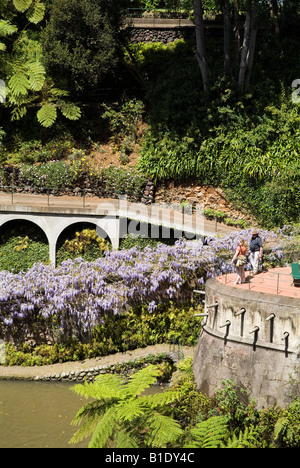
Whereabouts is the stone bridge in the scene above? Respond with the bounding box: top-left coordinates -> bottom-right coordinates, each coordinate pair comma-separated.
0,191 -> 235,265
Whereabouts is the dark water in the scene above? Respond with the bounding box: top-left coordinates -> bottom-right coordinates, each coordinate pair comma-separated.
0,380 -> 88,448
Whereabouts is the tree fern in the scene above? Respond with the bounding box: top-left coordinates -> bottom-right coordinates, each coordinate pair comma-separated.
146,412 -> 183,448
1,2 -> 81,127
69,365 -> 183,448
185,416 -> 228,448
222,426 -> 258,448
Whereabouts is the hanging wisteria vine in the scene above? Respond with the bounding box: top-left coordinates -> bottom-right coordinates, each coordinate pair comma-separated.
0,229 -> 287,344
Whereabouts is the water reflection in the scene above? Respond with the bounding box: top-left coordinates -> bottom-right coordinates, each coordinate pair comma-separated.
0,381 -> 88,448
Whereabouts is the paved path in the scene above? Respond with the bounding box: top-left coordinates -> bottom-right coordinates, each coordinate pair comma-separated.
0,344 -> 195,380
217,266 -> 300,299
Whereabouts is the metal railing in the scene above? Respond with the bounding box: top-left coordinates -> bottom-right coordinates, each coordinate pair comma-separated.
0,184 -> 151,208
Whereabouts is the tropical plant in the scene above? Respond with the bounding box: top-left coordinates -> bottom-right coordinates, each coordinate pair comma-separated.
0,0 -> 81,126
184,416 -> 228,448
69,364 -> 183,448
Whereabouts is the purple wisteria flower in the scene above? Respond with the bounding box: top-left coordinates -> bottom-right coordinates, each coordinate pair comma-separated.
0,228 -> 287,343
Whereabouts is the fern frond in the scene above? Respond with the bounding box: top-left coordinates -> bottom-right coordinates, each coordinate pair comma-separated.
185,416 -> 228,448
11,105 -> 27,120
8,73 -> 29,96
146,412 -> 183,447
71,374 -> 126,401
27,61 -> 45,91
69,401 -> 106,444
0,20 -> 18,37
88,406 -> 117,448
13,0 -> 33,13
26,1 -> 45,23
116,428 -> 139,449
274,416 -> 288,441
141,389 -> 182,409
37,103 -> 57,127
125,365 -> 161,398
59,101 -> 81,121
0,42 -> 6,51
116,399 -> 146,422
222,426 -> 258,448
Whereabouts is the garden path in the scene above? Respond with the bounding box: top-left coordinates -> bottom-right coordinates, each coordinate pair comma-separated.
0,344 -> 195,380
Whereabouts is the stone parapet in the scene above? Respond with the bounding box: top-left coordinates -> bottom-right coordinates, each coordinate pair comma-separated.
193,277 -> 300,408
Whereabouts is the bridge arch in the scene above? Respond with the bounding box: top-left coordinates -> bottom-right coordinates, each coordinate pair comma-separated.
0,215 -> 51,246
56,221 -> 113,263
0,213 -> 120,265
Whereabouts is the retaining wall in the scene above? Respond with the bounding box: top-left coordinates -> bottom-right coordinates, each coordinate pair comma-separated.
193,278 -> 300,408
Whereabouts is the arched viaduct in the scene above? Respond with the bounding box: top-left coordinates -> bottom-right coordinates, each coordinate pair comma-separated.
0,193 -> 231,265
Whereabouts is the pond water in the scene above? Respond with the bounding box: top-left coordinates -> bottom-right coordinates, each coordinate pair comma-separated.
0,380 -> 163,448
0,381 -> 88,448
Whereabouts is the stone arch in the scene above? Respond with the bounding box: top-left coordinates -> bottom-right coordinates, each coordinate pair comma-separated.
55,221 -> 113,264
48,216 -> 119,265
0,216 -> 51,246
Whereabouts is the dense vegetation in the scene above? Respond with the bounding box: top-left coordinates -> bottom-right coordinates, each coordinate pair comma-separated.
1,0 -> 300,228
70,358 -> 300,448
1,0 -> 300,449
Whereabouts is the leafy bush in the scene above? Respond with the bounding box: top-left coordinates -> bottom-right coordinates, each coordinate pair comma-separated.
3,301 -> 201,366
56,228 -> 110,264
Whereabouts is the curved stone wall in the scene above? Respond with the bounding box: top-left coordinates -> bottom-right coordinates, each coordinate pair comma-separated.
193,278 -> 300,408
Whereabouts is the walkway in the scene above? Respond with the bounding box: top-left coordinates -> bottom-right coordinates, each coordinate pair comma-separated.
0,344 -> 195,380
0,190 -> 238,238
217,265 -> 300,299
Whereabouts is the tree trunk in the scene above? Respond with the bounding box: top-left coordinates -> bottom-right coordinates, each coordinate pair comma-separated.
233,0 -> 241,71
269,0 -> 280,35
222,0 -> 231,76
245,1 -> 259,88
238,5 -> 251,93
193,0 -> 210,91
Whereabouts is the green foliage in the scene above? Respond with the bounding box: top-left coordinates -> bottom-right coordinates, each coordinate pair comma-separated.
0,222 -> 49,272
69,365 -> 183,448
1,1 -> 81,126
3,302 -> 201,365
274,399 -> 300,448
41,0 -> 122,95
102,99 -> 144,164
185,416 -> 228,448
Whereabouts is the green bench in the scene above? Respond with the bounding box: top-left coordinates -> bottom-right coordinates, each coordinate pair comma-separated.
291,263 -> 300,286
